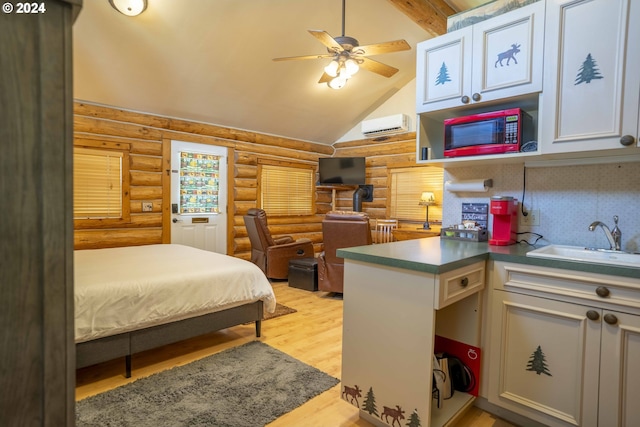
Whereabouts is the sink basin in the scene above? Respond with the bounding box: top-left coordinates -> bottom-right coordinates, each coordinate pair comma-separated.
527,245 -> 640,268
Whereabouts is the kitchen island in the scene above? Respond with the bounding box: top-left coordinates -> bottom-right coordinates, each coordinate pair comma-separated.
338,237 -> 489,427
338,237 -> 640,427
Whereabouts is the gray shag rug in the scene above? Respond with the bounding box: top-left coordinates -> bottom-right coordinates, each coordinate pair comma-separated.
76,341 -> 339,427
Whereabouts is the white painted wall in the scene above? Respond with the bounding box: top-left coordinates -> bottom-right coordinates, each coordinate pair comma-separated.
335,79 -> 417,143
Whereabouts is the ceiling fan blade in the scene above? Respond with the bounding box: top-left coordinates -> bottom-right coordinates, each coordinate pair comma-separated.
359,57 -> 399,78
308,30 -> 343,53
273,53 -> 334,62
318,72 -> 333,84
354,39 -> 411,56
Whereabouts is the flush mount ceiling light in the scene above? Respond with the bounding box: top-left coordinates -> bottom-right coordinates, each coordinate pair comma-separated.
273,0 -> 410,89
109,0 -> 147,16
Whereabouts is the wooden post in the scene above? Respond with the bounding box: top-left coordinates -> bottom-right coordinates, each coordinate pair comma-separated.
0,1 -> 81,425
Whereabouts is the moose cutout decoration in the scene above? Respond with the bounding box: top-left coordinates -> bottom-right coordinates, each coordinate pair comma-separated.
381,405 -> 405,427
342,383 -> 418,427
342,384 -> 362,407
495,43 -> 521,67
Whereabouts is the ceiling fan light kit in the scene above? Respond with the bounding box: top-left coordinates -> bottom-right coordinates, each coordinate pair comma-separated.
273,0 -> 410,89
324,54 -> 360,89
109,0 -> 147,16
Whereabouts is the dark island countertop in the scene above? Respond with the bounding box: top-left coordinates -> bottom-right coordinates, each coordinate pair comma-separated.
337,237 -> 640,279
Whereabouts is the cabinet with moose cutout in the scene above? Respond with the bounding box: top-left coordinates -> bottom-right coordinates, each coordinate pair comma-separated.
415,1 -> 544,114
540,0 -> 640,155
339,237 -> 485,427
488,261 -> 640,427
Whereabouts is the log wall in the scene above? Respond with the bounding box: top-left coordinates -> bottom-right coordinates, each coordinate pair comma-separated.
72,102 -> 421,258
330,134 -> 419,221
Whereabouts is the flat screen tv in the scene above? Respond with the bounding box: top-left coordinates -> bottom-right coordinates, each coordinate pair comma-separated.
318,157 -> 366,185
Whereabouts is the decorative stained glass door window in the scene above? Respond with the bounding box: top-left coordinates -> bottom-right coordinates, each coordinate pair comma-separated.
178,151 -> 220,214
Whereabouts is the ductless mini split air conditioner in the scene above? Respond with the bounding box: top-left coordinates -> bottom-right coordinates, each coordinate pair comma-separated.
361,114 -> 410,137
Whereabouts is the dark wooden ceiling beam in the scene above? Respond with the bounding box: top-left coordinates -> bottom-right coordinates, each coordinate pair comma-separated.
387,0 -> 458,37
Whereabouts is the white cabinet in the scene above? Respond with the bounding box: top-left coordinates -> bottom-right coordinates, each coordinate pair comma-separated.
416,1 -> 544,113
540,0 -> 640,155
598,309 -> 640,427
341,260 -> 485,427
488,262 -> 640,427
490,290 -> 600,426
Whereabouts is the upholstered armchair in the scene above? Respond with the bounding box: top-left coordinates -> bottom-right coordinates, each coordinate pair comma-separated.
243,208 -> 314,280
318,211 -> 372,293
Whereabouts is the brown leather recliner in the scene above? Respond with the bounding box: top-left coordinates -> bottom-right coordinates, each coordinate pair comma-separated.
318,211 -> 372,293
243,208 -> 314,280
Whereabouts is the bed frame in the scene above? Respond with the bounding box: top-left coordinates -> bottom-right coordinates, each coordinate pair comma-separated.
76,300 -> 263,378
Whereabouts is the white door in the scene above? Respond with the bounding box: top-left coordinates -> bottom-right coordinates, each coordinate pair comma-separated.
170,141 -> 227,254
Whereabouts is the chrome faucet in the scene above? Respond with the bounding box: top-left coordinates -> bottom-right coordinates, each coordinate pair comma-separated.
588,215 -> 621,251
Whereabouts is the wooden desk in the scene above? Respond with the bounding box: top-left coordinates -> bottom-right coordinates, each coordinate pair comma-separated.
393,227 -> 440,241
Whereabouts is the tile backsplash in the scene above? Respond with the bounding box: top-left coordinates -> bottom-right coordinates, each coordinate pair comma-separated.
443,161 -> 640,252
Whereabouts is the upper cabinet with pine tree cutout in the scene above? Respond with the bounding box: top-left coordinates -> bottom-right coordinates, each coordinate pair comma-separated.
415,1 -> 545,114
540,0 -> 640,155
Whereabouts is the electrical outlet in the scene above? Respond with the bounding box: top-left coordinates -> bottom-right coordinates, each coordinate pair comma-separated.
520,209 -> 540,226
142,202 -> 153,212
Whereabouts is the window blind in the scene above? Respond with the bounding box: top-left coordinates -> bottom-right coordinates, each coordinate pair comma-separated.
388,167 -> 443,221
74,147 -> 123,218
260,164 -> 314,215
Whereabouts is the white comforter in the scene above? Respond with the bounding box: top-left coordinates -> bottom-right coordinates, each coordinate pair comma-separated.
74,244 -> 276,343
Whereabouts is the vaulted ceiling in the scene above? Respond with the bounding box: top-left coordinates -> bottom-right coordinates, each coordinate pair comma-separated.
73,0 -> 485,145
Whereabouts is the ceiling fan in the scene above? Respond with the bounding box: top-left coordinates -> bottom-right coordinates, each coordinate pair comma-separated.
273,0 -> 411,89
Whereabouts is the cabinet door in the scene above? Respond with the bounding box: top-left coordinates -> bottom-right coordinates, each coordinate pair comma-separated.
471,0 -> 545,104
415,2 -> 544,113
598,310 -> 640,427
488,291 -> 600,427
416,27 -> 472,113
541,0 -> 640,154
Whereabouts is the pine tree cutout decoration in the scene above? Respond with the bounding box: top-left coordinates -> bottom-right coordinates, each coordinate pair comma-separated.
361,387 -> 379,417
575,53 -> 604,85
406,408 -> 422,427
435,62 -> 451,86
526,345 -> 552,376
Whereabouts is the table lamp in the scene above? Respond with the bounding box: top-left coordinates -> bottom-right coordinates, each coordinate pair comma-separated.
419,191 -> 436,230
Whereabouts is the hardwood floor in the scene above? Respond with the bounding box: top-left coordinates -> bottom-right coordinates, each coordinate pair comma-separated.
76,281 -> 515,426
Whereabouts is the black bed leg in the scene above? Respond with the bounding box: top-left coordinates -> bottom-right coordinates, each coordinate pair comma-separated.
125,355 -> 132,378
255,320 -> 262,337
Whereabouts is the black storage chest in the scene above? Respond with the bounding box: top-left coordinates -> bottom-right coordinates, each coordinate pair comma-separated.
288,258 -> 318,291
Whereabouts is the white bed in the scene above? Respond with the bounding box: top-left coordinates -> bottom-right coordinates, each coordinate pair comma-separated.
75,244 -> 276,376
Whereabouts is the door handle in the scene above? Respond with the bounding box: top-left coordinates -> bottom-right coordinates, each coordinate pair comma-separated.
172,218 -> 183,223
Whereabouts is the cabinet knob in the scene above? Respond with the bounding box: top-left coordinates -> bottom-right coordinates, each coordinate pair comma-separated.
461,95 -> 470,104
472,93 -> 481,102
460,277 -> 469,287
603,313 -> 618,325
586,310 -> 600,321
595,286 -> 610,298
620,135 -> 635,146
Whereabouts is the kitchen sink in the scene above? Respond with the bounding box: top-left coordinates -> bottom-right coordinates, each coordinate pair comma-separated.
526,245 -> 640,268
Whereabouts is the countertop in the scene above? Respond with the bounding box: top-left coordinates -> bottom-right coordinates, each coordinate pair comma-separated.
337,237 -> 640,279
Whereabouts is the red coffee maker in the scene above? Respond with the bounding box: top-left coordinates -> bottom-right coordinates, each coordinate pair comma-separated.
489,196 -> 518,246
